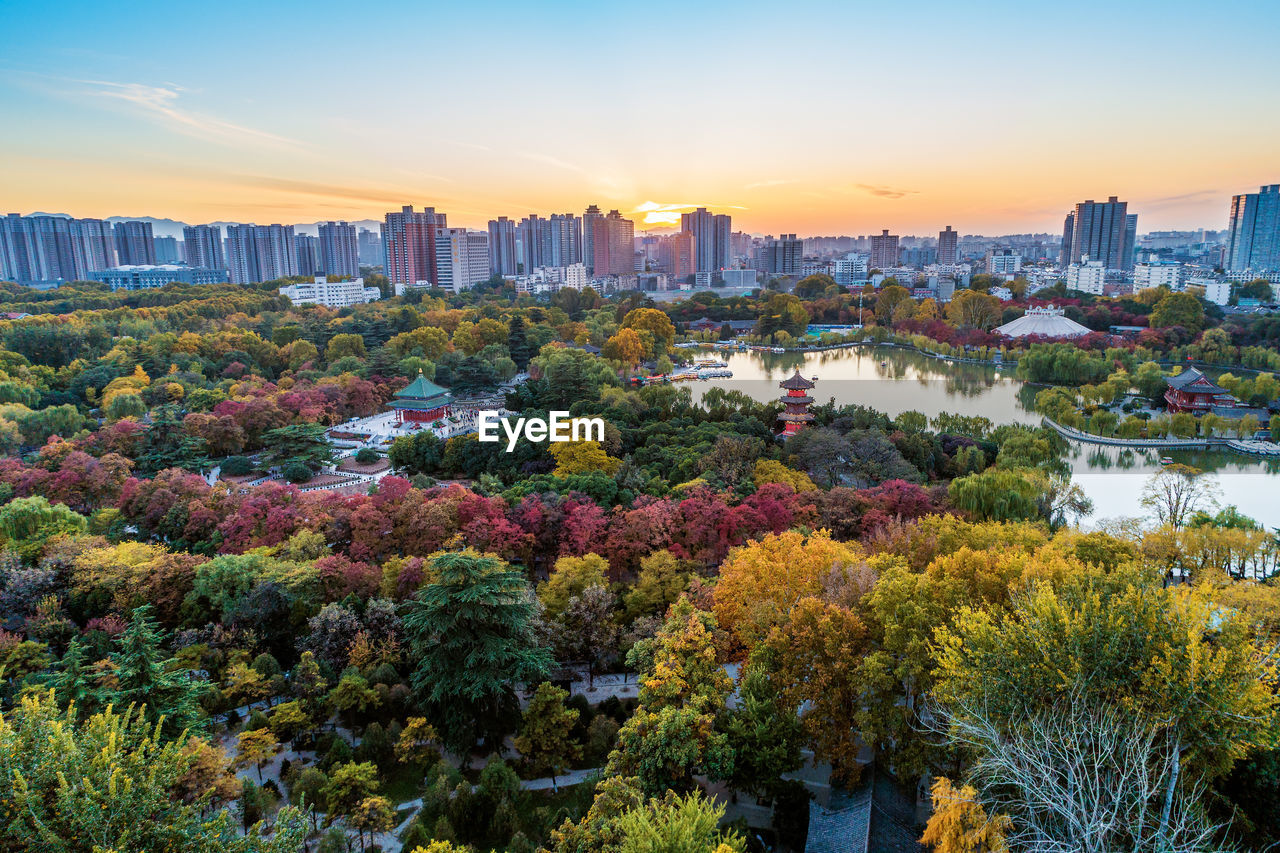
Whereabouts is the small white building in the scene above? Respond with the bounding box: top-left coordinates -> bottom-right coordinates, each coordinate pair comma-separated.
1066,260 -> 1106,295
720,268 -> 758,288
1187,277 -> 1232,306
280,276 -> 380,308
985,249 -> 1022,276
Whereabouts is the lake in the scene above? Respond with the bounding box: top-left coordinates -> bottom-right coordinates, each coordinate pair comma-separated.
686,345 -> 1280,529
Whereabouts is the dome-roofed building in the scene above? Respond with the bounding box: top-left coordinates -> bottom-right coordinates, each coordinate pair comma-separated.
993,304 -> 1092,339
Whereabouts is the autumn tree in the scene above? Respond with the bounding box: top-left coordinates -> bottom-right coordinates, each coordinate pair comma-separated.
920,777 -> 1010,853
514,682 -> 581,789
1140,464 -> 1221,528
234,727 -> 280,782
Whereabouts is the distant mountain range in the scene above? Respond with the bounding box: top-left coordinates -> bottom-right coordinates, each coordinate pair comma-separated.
24,214 -> 384,238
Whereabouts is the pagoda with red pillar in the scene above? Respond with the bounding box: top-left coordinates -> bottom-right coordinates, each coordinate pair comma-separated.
778,370 -> 816,436
389,370 -> 452,425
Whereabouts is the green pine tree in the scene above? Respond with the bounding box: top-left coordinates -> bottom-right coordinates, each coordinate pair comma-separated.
402,551 -> 552,754
108,605 -> 205,738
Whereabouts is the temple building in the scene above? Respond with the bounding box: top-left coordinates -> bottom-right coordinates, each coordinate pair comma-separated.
1164,367 -> 1236,413
778,370 -> 816,436
389,370 -> 452,424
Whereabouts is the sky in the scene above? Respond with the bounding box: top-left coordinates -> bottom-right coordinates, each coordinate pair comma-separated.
1,0 -> 1278,236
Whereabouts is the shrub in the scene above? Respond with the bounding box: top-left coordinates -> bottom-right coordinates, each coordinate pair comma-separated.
221,456 -> 253,476
355,447 -> 379,465
283,462 -> 313,483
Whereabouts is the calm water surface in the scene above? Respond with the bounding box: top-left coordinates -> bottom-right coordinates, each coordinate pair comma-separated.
687,345 -> 1280,528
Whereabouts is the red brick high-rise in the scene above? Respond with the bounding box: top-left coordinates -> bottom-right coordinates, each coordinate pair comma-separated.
591,210 -> 634,277
383,205 -> 447,285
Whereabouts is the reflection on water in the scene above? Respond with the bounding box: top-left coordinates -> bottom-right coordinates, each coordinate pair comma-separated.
689,345 -> 1041,425
684,345 -> 1280,528
1067,443 -> 1280,529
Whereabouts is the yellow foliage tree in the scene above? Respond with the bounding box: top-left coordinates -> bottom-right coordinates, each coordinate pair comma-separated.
751,459 -> 817,492
714,529 -> 864,650
920,777 -> 1010,853
549,440 -> 622,478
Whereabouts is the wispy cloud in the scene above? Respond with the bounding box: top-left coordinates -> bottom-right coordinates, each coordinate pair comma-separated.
1143,189 -> 1220,207
236,175 -> 452,204
854,183 -> 918,199
74,79 -> 299,149
519,151 -> 589,175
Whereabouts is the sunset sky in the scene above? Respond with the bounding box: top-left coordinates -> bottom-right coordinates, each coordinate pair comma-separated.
2,0 -> 1277,235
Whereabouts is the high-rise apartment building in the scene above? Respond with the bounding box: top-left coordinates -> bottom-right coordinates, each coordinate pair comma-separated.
1226,184 -> 1280,273
383,205 -> 447,285
113,220 -> 156,266
542,214 -> 582,268
357,228 -> 383,266
0,214 -> 120,283
870,229 -> 899,270
591,210 -> 634,277
318,221 -> 359,277
985,248 -> 1022,276
226,224 -> 299,284
295,234 -> 321,277
679,207 -> 732,272
757,234 -> 803,276
182,225 -> 225,270
487,216 -> 518,276
582,204 -> 603,272
937,226 -> 958,265
153,236 -> 181,264
1060,196 -> 1134,270
435,229 -> 491,292
658,232 -> 696,278
517,215 -> 544,274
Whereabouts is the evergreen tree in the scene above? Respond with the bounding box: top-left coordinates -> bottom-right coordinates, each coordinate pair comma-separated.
507,315 -> 532,372
401,551 -> 552,754
44,637 -> 97,712
108,604 -> 204,737
514,682 -> 581,789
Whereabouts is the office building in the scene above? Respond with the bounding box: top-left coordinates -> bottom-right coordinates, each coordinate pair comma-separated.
91,264 -> 229,290
937,226 -> 958,265
591,210 -> 634,277
113,220 -> 156,266
658,231 -> 696,278
318,221 -> 360,277
1226,184 -> 1280,273
1066,260 -> 1107,295
680,207 -> 732,272
870,229 -> 899,270
1061,197 -> 1134,270
582,204 -> 603,272
435,228 -> 491,292
226,224 -> 299,284
357,228 -> 383,267
182,225 -> 224,270
756,234 -> 803,276
383,205 -> 447,285
280,276 -> 380,308
487,216 -> 519,276
985,248 -> 1022,276
295,234 -> 321,276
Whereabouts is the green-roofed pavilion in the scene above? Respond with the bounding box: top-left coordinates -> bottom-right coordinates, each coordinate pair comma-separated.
390,370 -> 452,424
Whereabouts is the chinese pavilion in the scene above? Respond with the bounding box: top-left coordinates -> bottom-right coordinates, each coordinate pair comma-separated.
390,370 -> 452,424
778,370 -> 816,436
1164,367 -> 1236,413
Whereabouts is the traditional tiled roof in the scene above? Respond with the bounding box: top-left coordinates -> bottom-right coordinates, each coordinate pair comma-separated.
1165,367 -> 1228,395
396,371 -> 453,399
780,370 -> 816,390
805,786 -> 872,853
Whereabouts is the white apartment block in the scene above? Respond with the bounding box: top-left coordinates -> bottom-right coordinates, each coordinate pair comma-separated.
832,255 -> 868,285
985,249 -> 1022,276
1133,261 -> 1183,291
280,276 -> 380,308
720,268 -> 759,287
1187,277 -> 1232,306
1066,261 -> 1106,295
435,228 -> 491,292
880,266 -> 921,285
562,263 -> 588,290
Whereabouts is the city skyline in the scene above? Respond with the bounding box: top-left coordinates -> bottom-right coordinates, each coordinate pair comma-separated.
2,1 -> 1278,234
